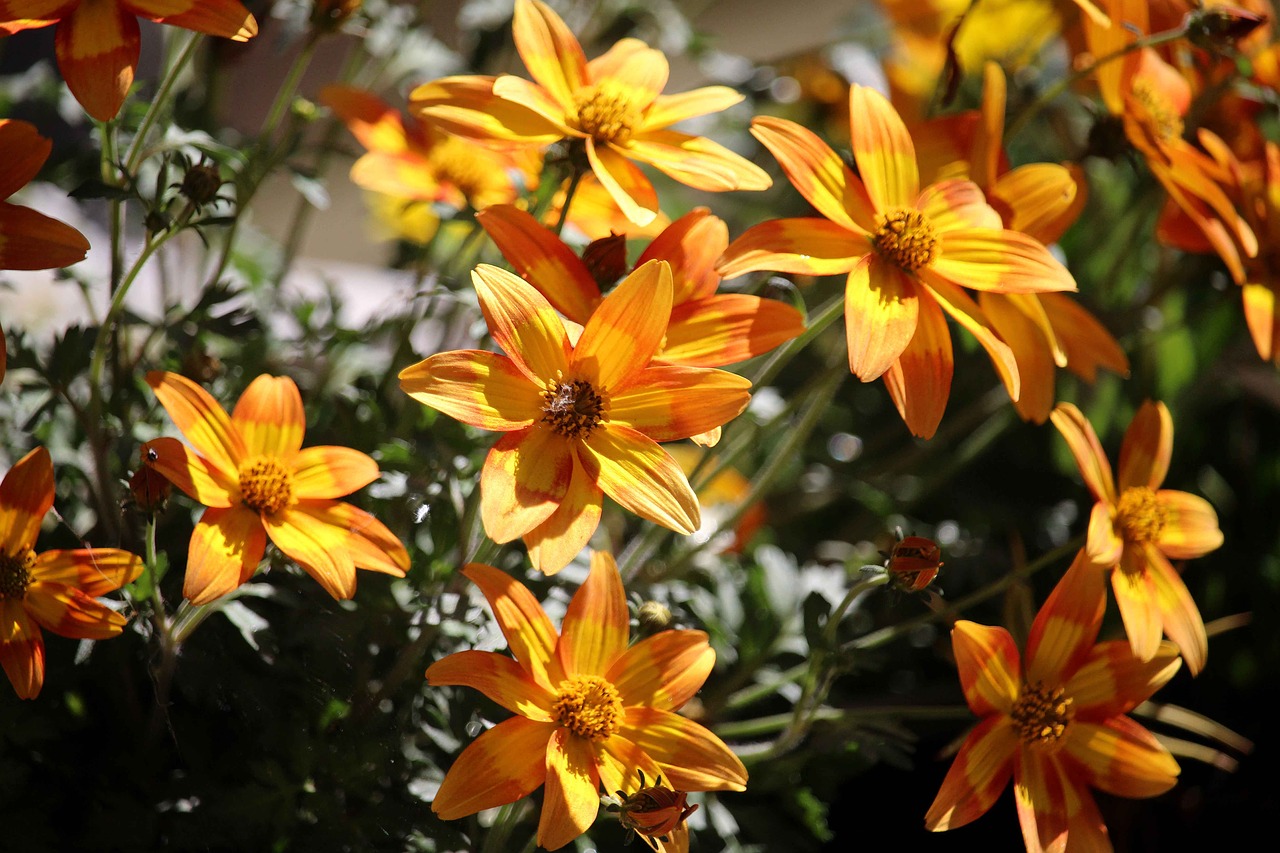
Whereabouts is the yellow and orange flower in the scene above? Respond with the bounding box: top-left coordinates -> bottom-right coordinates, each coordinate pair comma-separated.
409,0 -> 770,226
717,85 -> 1077,438
1051,401 -> 1223,674
428,553 -> 746,851
0,1 -> 257,122
0,447 -> 142,699
143,372 -> 409,605
399,261 -> 752,574
925,552 -> 1181,852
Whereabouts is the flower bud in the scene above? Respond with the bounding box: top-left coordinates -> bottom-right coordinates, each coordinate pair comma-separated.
612,771 -> 697,847
582,232 -> 628,289
1185,6 -> 1267,54
887,535 -> 942,592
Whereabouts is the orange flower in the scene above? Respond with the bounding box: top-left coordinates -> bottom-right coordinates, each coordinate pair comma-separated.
1051,401 -> 1223,674
0,447 -> 142,699
717,85 -> 1077,438
925,552 -> 1181,852
0,1 -> 257,122
143,372 -> 409,605
428,553 -> 746,851
409,0 -> 770,226
399,261 -> 751,575
478,203 -> 805,368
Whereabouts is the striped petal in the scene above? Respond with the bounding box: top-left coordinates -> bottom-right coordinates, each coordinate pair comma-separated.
477,204 -> 599,324
663,294 -> 805,367
412,76 -> 565,145
980,292 -> 1058,424
287,500 -> 409,576
1049,403 -> 1116,504
750,115 -> 874,231
646,86 -> 744,130
1242,280 -> 1280,363
125,0 -> 256,39
619,706 -> 747,791
557,550 -> 629,678
141,437 -> 236,508
511,0 -> 587,112
0,446 -> 54,553
1068,640 -> 1181,719
1040,291 -> 1129,383
608,629 -> 714,711
183,505 -> 266,605
538,728 -> 601,851
462,562 -> 565,690
1111,554 -> 1164,664
1155,491 -> 1223,559
290,446 -> 378,500
993,164 -> 1084,245
399,350 -> 542,431
586,140 -> 659,227
924,715 -> 1017,831
882,286 -> 951,439
54,1 -> 140,122
1058,771 -> 1111,853
473,265 -> 572,384
22,583 -> 127,639
920,273 -> 1020,402
491,74 -> 577,133
1086,501 -> 1123,567
0,601 -> 44,699
848,85 -> 918,210
916,179 -> 1002,232
594,734 -> 664,800
573,259 -> 671,392
931,229 -> 1076,294
1117,400 -> 1171,492
715,217 -> 869,278
1062,717 -> 1179,798
426,649 -> 556,721
0,203 -> 90,270
524,451 -> 602,576
589,38 -> 667,105
30,547 -> 141,597
579,425 -> 699,535
626,130 -> 771,192
951,620 -> 1020,717
637,207 -> 725,304
845,256 -> 919,381
432,715 -> 554,819
1146,545 -> 1208,676
263,506 -> 357,600
1025,551 -> 1105,687
232,374 -> 305,459
609,364 -> 750,441
481,427 -> 572,544
147,371 -> 246,477
1013,749 -> 1068,853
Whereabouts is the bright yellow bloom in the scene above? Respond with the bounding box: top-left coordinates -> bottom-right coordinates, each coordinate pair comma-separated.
0,0 -> 257,122
1051,401 -> 1223,674
409,0 -> 770,226
428,553 -> 746,851
717,85 -> 1077,438
0,447 -> 142,699
400,261 -> 751,574
926,552 -> 1181,852
143,372 -> 409,605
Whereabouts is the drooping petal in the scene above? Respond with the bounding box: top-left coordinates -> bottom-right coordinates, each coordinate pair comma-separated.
931,229 -> 1077,294
1155,491 -> 1223,559
124,0 -> 257,40
289,446 -> 379,500
845,255 -> 919,381
426,649 -> 556,721
432,715 -> 554,819
1062,718 -> 1180,798
1013,749 -> 1068,853
579,425 -> 699,535
1145,546 -> 1208,676
951,620 -> 1020,717
663,294 -> 805,367
0,601 -> 44,699
594,734 -> 664,801
141,437 -> 236,508
608,629 -> 714,711
472,265 -> 573,384
0,446 -> 54,553
524,451 -> 603,576
288,501 -> 409,576
920,274 -> 1020,402
1111,555 -> 1164,664
557,550 -> 629,678
881,287 -> 951,439
462,562 -> 565,689
636,207 -> 725,304
750,115 -> 875,232
924,715 -> 1017,831
993,164 -> 1084,245
477,205 -> 599,324
231,374 -> 305,460
585,140 -> 660,227
183,505 -> 266,605
481,428 -> 572,544
263,506 -> 357,600
1049,403 -> 1117,504
1117,400 -> 1172,492
29,548 -> 142,597
510,0 -> 587,112
1058,771 -> 1111,853
399,350 -> 542,431
21,583 -> 128,640
0,203 -> 90,270
54,1 -> 140,122
645,86 -> 744,130
608,364 -> 750,441
619,706 -> 747,791
1068,639 -> 1181,719
848,85 -> 918,210
626,130 -> 771,192
538,728 -> 602,852
1039,291 -> 1129,383
0,2 -> 72,35
715,218 -> 869,279
1025,551 -> 1106,687
573,259 -> 672,392
147,371 -> 247,477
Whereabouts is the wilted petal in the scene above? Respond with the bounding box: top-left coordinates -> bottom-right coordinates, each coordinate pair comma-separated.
925,715 -> 1017,831
432,715 -> 554,819
620,706 -> 747,791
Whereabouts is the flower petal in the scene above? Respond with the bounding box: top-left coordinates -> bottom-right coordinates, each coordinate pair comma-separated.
412,76 -> 565,145
993,163 -> 1084,245
0,600 -> 44,699
1013,749 -> 1068,853
594,734 -> 664,800
142,437 -> 236,508
399,350 -> 542,431
882,286 -> 951,439
231,374 -> 305,460
432,715 -> 554,819
473,264 -> 572,384
1111,554 -> 1164,664
979,293 -> 1058,424
608,629 -> 714,711
0,119 -> 52,199
619,706 -> 747,791
1086,501 -> 1124,567
1117,400 -> 1171,492
627,130 -> 772,192
54,1 -> 140,121
1049,403 -> 1116,504
477,204 -> 599,324
263,505 -> 358,600
183,505 -> 266,605
636,207 -> 726,304
21,583 -> 127,639
319,84 -> 410,154
1155,491 -> 1223,559
1040,291 -> 1129,383
1242,280 -> 1280,363
646,86 -> 744,129
287,500 -> 409,576
125,0 -> 257,40
30,547 -> 141,597
0,446 -> 54,553
750,115 -> 875,231
1068,639 -> 1181,718
290,446 -> 379,500
573,259 -> 672,392
585,140 -> 659,227
0,203 -> 90,270
538,728 -> 601,851
588,38 -> 667,103
0,2 -> 72,35
916,179 -> 1002,232
491,74 -> 577,133
715,217 -> 869,279
951,620 -> 1020,717
924,715 -> 1017,831
848,84 -> 918,210
524,451 -> 603,576
462,562 -> 565,690
1062,718 -> 1180,798
609,364 -> 750,441
426,649 -> 556,721
557,550 -> 629,678
920,273 -> 1020,402
579,425 -> 699,535
845,256 -> 919,381
147,371 -> 246,477
511,0 -> 587,112
481,428 -> 572,544
663,294 -> 805,367
1146,545 -> 1208,676
931,228 -> 1077,294
1025,551 -> 1106,687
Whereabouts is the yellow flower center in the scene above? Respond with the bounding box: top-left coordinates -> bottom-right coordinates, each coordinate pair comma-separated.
871,208 -> 939,272
553,674 -> 625,740
238,456 -> 295,516
572,82 -> 643,145
0,548 -> 35,600
429,136 -> 498,205
1115,486 -> 1169,544
1130,80 -> 1184,145
541,374 -> 606,440
1011,682 -> 1074,748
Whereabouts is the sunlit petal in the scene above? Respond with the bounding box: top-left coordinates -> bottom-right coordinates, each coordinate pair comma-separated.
473,265 -> 573,383
481,428 -> 572,544
426,649 -> 556,720
462,562 -> 565,689
431,716 -> 553,819
0,447 -> 54,553
609,364 -> 750,441
573,259 -> 672,392
184,505 -> 266,605
716,218 -> 869,279
1117,400 -> 1172,492
21,583 -> 127,640
232,374 -> 305,459
932,229 -> 1076,294
1155,491 -> 1223,559
399,350 -> 542,431
750,115 -> 875,231
882,287 -> 950,439
1063,718 -> 1179,798
477,204 -> 600,324
663,294 -> 805,367
845,256 -> 919,381
29,547 -> 142,597
538,728 -> 601,851
1049,403 -> 1116,504
586,140 -> 659,227
557,551 -> 629,678
147,371 -> 247,477
848,85 -> 918,210
620,706 -> 747,791
264,506 -> 358,600
524,452 -> 603,576
636,207 -> 725,304
608,630 -> 714,711
510,0 -> 587,111
627,130 -> 771,192
952,621 -> 1020,716
290,446 -> 378,500
579,425 -> 699,535
1111,553 -> 1164,664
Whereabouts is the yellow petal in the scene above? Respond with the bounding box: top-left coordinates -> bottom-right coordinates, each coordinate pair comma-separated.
925,715 -> 1017,831
980,293 -> 1058,424
524,452 -> 603,576
1111,552 -> 1164,663
184,505 -> 266,605
21,583 -> 127,640
845,256 -> 919,381
750,115 -> 875,231
1242,280 -> 1280,363
1117,400 -> 1171,492
264,505 -> 358,600
147,371 -> 247,478
232,374 -> 306,460
579,425 -> 699,534
588,38 -> 667,106
932,228 -> 1077,294
608,629 -> 714,711
1024,551 -> 1105,686
609,363 -> 750,441
716,217 -> 869,279
1039,291 -> 1129,383
585,140 -> 659,227
920,274 -> 1020,403
289,500 -> 409,576
1062,718 -> 1179,798
1155,491 -> 1223,559
473,264 -> 573,382
142,437 -> 236,508
1048,403 -> 1116,504
1146,545 -> 1208,676
1068,639 -> 1181,718
663,294 -> 805,367
646,86 -> 745,130
399,350 -> 542,431
511,0 -> 587,112
848,84 -> 918,210
426,649 -> 556,721
290,446 -> 379,500
462,562 -> 565,689
480,428 -> 572,543
29,547 -> 142,597
951,620 -> 1020,716
556,551 -> 629,678
881,290 -> 951,439
432,716 -> 553,819
619,706 -> 747,791
412,76 -> 565,146
627,130 -> 771,192
537,728 -> 601,851
0,600 -> 44,699
573,259 -> 672,392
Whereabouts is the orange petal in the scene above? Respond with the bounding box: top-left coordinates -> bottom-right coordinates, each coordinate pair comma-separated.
349,151 -> 445,202
556,550 -> 629,678
1049,403 -> 1116,504
1013,749 -> 1068,853
750,115 -> 875,231
608,629 -> 714,711
1117,400 -> 1171,492
594,734 -> 664,801
1155,491 -> 1223,559
579,425 -> 699,534
30,547 -> 142,597
0,203 -> 90,270
646,86 -> 745,129
511,0 -> 587,112
627,130 -> 772,192
993,164 -> 1083,245
128,0 -> 257,40
932,228 -> 1076,294
142,436 -> 236,508
538,728 -> 601,851
1111,552 -> 1164,663
21,583 -> 127,640
1068,639 -> 1181,718
524,452 -> 603,576
462,562 -> 565,690
619,706 -> 747,791
916,179 -> 1002,232
972,62 -> 1006,191
588,38 -> 667,104
184,505 -> 266,605
1242,280 -> 1280,363
636,207 -> 725,304
663,294 -> 805,367
0,446 -> 54,554
54,1 -> 139,122
1058,769 -> 1111,852
1063,718 -> 1179,798
1024,551 -> 1105,687
882,287 -> 951,439
399,350 -> 542,431
147,371 -> 246,477
848,84 -> 918,210
290,446 -> 379,500
924,715 -> 1017,831
609,363 -> 750,441
477,204 -> 599,324
231,374 -> 305,459
288,500 -> 409,576
426,649 -> 556,721
319,84 -> 410,154
491,74 -> 577,133
920,274 -> 1020,402
432,715 -> 553,819
0,600 -> 44,699
481,428 -> 572,543
573,259 -> 671,392
586,140 -> 659,227
1039,291 -> 1129,383
845,256 -> 919,381
1146,546 -> 1208,676
951,620 -> 1020,716
411,76 -> 565,146
979,293 -> 1058,424
715,217 -> 869,279
264,505 -> 358,599
0,2 -> 67,34
1086,501 -> 1123,567
0,119 -> 52,199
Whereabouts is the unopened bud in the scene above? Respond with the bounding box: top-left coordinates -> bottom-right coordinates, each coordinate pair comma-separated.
582,232 -> 628,289
130,452 -> 171,514
610,770 -> 697,846
637,601 -> 673,634
887,535 -> 943,593
1185,6 -> 1267,54
179,161 -> 224,208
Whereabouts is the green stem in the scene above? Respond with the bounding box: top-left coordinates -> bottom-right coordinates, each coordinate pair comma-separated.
124,31 -> 202,173
552,162 -> 585,236
717,704 -> 972,740
144,515 -> 170,642
261,38 -> 320,145
746,291 -> 844,389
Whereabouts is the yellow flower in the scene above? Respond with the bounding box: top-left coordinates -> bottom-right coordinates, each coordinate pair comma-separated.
143,372 -> 409,604
428,553 -> 746,851
0,447 -> 142,699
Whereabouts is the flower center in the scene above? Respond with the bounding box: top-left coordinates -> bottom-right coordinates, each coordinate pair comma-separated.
572,82 -> 643,145
1011,682 -> 1074,748
541,374 -> 606,440
1115,486 -> 1168,545
871,208 -> 939,272
1130,80 -> 1184,145
430,136 -> 497,205
238,456 -> 295,516
553,675 -> 625,740
0,548 -> 35,600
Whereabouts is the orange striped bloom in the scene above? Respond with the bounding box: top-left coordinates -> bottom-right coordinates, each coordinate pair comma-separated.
0,1 -> 257,122
717,85 -> 1077,438
142,372 -> 409,605
409,0 -> 770,227
0,447 -> 142,699
428,553 -> 746,851
399,261 -> 751,575
1051,401 -> 1223,674
926,552 -> 1181,852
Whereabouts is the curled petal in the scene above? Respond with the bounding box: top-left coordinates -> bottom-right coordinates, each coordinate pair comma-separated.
426,649 -> 555,721
432,715 -> 553,819
925,715 -> 1017,831
1086,501 -> 1124,567
993,163 -> 1084,245
184,505 -> 266,605
579,425 -> 699,535
1117,400 -> 1172,492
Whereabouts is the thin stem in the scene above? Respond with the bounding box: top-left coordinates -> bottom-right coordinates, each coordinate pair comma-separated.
260,38 -> 320,145
746,291 -> 844,388
124,31 -> 202,173
552,162 -> 585,236
717,704 -> 972,740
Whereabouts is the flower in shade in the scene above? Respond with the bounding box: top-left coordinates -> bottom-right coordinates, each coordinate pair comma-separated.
410,0 -> 770,226
0,447 -> 143,699
925,552 -> 1182,852
717,84 -> 1077,438
1051,401 -> 1223,674
399,260 -> 751,575
428,553 -> 746,851
143,372 -> 409,604
0,1 -> 258,122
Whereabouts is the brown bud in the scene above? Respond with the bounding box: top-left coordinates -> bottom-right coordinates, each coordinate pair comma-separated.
582,232 -> 628,289
613,771 -> 697,844
886,535 -> 943,593
1185,6 -> 1267,54
129,456 -> 171,515
179,162 -> 224,208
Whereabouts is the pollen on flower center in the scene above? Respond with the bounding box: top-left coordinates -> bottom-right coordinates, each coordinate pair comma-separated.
0,548 -> 35,600
572,83 -> 643,145
1115,486 -> 1169,544
871,208 -> 939,272
1011,682 -> 1074,747
553,674 -> 625,740
1130,80 -> 1184,144
541,374 -> 606,440
238,456 -> 295,516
